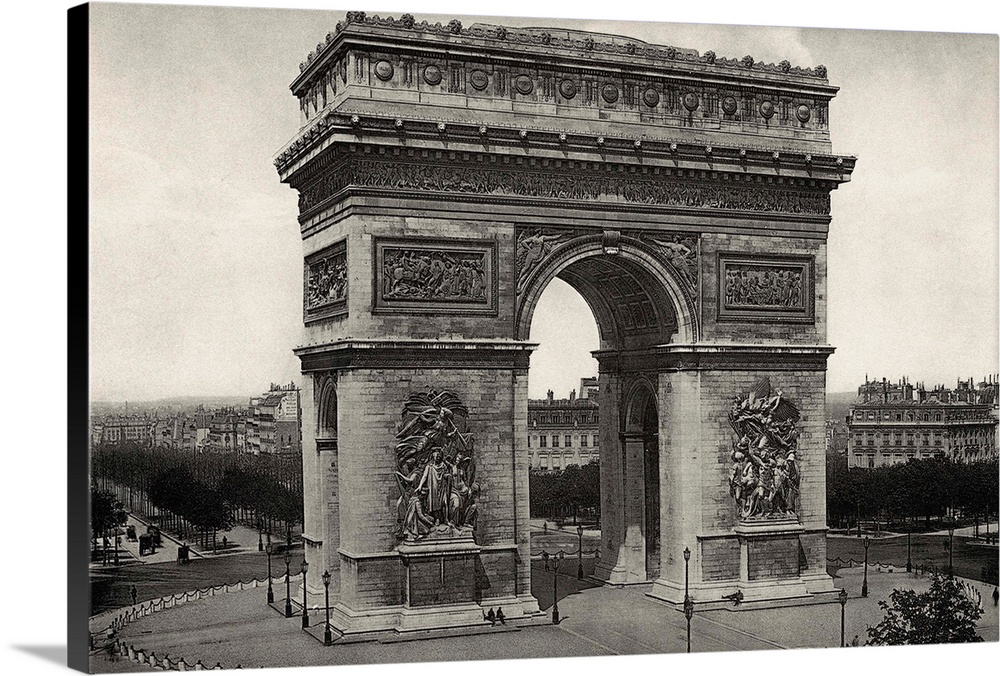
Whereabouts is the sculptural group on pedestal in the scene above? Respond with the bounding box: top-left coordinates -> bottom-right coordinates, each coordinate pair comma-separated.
727,377 -> 802,521
393,389 -> 479,541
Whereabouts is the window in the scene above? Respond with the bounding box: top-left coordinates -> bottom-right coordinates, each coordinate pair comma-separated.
564,434 -> 572,448
868,455 -> 875,468
539,435 -> 547,448
592,434 -> 599,446
553,435 -> 560,448
527,435 -> 531,448
581,435 -> 588,447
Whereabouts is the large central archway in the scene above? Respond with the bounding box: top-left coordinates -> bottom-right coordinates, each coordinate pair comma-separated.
519,234 -> 693,584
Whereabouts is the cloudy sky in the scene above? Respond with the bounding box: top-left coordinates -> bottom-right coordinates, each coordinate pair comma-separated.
86,1 -> 998,401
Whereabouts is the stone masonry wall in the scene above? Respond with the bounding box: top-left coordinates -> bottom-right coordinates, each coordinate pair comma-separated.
747,535 -> 800,580
700,232 -> 827,344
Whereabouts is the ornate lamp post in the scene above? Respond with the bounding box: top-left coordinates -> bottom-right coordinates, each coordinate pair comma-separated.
947,526 -> 955,576
683,546 -> 693,653
906,531 -> 912,574
301,560 -> 310,629
577,525 -> 585,580
861,536 -> 870,598
283,552 -> 293,617
265,542 -> 274,604
322,570 -> 333,646
544,551 -> 565,624
838,587 -> 848,647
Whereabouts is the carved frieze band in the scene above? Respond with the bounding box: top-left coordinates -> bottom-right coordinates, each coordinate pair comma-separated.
304,240 -> 348,322
373,237 -> 498,316
717,252 -> 815,324
297,155 -> 832,217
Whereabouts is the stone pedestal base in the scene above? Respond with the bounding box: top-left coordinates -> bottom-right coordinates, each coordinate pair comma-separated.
321,534 -> 545,641
648,519 -> 839,610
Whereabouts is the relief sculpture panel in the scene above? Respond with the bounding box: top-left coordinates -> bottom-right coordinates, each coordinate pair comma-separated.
727,377 -> 801,521
393,389 -> 479,542
717,253 -> 814,324
304,240 -> 348,322
373,237 -> 498,315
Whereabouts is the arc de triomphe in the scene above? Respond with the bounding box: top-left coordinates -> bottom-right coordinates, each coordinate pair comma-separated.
274,12 -> 855,640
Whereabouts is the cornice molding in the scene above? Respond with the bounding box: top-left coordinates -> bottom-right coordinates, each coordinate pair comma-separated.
294,339 -> 538,373
292,12 -> 833,96
593,343 -> 836,373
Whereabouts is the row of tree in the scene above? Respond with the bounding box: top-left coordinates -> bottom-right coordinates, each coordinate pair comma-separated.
528,461 -> 601,521
92,442 -> 304,550
90,487 -> 127,564
827,456 -> 999,531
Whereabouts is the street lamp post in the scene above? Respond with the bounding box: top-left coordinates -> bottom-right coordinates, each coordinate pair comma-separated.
546,551 -> 565,624
322,570 -> 333,645
683,546 -> 693,653
906,531 -> 912,574
838,588 -> 848,647
947,526 -> 955,576
265,542 -> 274,604
114,535 -> 120,566
258,529 -> 263,552
301,560 -> 310,629
283,552 -> 293,617
861,536 -> 870,598
577,525 -> 584,580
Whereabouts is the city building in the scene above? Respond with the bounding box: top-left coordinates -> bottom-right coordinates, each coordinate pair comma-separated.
527,379 -> 600,469
246,382 -> 302,456
846,375 -> 999,468
89,414 -> 155,445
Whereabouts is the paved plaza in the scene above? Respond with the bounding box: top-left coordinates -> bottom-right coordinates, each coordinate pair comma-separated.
90,564 -> 998,672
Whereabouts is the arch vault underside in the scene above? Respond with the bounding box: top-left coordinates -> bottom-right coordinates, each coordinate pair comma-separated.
276,13 -> 855,638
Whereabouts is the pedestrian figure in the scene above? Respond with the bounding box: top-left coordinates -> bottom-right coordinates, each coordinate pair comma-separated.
496,607 -> 505,625
130,585 -> 138,606
993,587 -> 998,607
486,608 -> 496,625
543,523 -> 548,534
850,635 -> 860,647
222,536 -> 228,549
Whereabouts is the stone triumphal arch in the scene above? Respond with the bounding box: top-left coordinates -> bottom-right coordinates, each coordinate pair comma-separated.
275,13 -> 855,639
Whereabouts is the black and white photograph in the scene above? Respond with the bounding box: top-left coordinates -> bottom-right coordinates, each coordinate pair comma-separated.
6,1 -> 1000,675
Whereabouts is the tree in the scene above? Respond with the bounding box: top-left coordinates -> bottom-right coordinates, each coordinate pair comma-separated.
867,573 -> 984,645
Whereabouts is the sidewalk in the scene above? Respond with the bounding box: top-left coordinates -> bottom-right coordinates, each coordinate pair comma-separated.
91,565 -> 999,673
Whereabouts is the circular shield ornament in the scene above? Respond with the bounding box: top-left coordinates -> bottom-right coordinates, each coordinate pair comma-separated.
642,87 -> 660,107
559,79 -> 577,99
469,69 -> 489,91
796,104 -> 811,123
515,75 -> 534,95
601,84 -> 619,103
682,92 -> 699,111
759,100 -> 775,119
423,65 -> 442,85
722,96 -> 738,115
373,60 -> 394,81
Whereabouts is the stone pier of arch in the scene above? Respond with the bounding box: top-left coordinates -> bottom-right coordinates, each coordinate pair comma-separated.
274,14 -> 855,639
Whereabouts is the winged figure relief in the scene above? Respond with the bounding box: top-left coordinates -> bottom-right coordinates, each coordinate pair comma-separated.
515,230 -> 568,294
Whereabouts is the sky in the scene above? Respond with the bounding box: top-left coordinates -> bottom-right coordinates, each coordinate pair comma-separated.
84,0 -> 999,402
